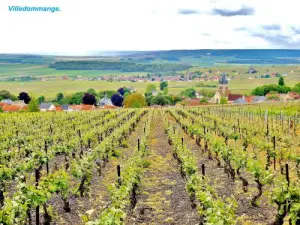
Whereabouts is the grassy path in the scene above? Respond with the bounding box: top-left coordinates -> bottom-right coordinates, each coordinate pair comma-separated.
126,110 -> 199,225
50,113 -> 149,224
166,112 -> 277,225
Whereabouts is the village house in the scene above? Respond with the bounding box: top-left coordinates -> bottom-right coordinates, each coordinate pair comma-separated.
252,96 -> 267,103
2,104 -> 28,112
39,103 -> 56,112
183,98 -> 202,106
99,94 -> 113,107
70,105 -> 95,111
212,73 -> 247,104
1,99 -> 14,105
287,91 -> 300,100
62,104 -> 73,112
248,67 -> 257,74
228,94 -> 245,103
234,98 -> 247,104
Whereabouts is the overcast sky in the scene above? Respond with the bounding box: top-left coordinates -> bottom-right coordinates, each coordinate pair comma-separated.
1,0 -> 300,55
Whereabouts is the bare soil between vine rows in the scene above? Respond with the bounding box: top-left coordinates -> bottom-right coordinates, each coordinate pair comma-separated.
126,110 -> 200,225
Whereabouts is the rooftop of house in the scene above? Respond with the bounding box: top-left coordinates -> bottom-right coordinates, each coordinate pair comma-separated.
234,98 -> 247,104
99,94 -> 113,106
253,96 -> 267,102
70,104 -> 95,111
62,104 -> 70,110
40,103 -> 54,109
2,104 -> 27,112
55,106 -> 63,111
228,94 -> 244,101
1,99 -> 13,104
245,96 -> 255,103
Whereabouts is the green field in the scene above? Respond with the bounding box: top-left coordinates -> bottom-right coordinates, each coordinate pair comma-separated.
0,74 -> 298,99
0,63 -> 147,78
0,59 -> 299,100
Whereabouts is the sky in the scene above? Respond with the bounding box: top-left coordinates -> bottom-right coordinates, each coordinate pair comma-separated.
1,0 -> 300,55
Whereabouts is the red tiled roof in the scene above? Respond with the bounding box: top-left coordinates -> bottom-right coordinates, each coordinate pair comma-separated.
245,96 -> 255,103
288,92 -> 300,99
55,106 -> 63,111
2,105 -> 25,112
70,104 -> 95,111
104,105 -> 117,109
228,94 -> 244,101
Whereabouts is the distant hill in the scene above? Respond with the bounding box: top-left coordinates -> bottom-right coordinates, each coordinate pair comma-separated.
2,50 -> 300,66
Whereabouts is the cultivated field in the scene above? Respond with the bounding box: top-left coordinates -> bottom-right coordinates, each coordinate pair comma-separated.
0,62 -> 299,99
0,103 -> 299,224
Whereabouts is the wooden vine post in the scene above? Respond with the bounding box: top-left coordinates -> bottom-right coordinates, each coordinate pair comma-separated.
201,164 -> 205,179
273,136 -> 276,170
117,165 -> 121,186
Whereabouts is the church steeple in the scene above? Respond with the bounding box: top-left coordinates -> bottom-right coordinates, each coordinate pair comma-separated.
219,73 -> 228,85
218,73 -> 229,94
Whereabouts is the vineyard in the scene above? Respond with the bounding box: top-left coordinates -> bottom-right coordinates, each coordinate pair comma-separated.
0,103 -> 299,225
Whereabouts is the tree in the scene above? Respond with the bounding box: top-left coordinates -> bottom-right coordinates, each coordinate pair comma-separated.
67,92 -> 84,105
124,93 -> 146,108
111,94 -> 123,107
0,90 -> 17,101
18,92 -> 31,104
251,84 -> 291,96
56,93 -> 64,102
181,88 -> 196,98
98,90 -> 116,99
160,81 -> 168,91
117,88 -> 127,96
220,97 -> 228,104
150,95 -> 171,106
278,77 -> 285,86
292,83 -> 300,93
38,96 -> 45,104
82,93 -> 97,105
87,88 -> 97,96
28,97 -> 40,112
145,84 -> 156,94
200,98 -> 209,104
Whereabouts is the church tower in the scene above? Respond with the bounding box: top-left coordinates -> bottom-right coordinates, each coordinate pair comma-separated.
218,73 -> 229,95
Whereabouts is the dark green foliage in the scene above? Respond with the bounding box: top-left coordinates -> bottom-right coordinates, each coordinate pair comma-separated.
87,88 -> 97,96
160,81 -> 168,91
18,92 -> 31,104
251,84 -> 291,96
292,83 -> 300,93
111,94 -> 123,107
98,90 -> 116,99
200,98 -> 209,104
82,93 -> 97,105
180,88 -> 196,98
49,61 -> 192,72
37,96 -> 45,104
67,92 -> 84,105
150,95 -> 172,106
278,77 -> 285,86
0,90 -> 17,101
56,93 -> 64,103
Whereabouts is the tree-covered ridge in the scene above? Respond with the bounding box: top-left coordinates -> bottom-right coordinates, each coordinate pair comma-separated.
49,60 -> 192,72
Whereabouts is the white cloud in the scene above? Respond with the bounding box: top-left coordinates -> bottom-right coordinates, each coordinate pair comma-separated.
1,0 -> 300,54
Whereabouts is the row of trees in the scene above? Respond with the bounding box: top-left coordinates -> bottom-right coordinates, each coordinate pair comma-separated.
0,80 -> 214,109
49,60 -> 192,72
251,77 -> 299,96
